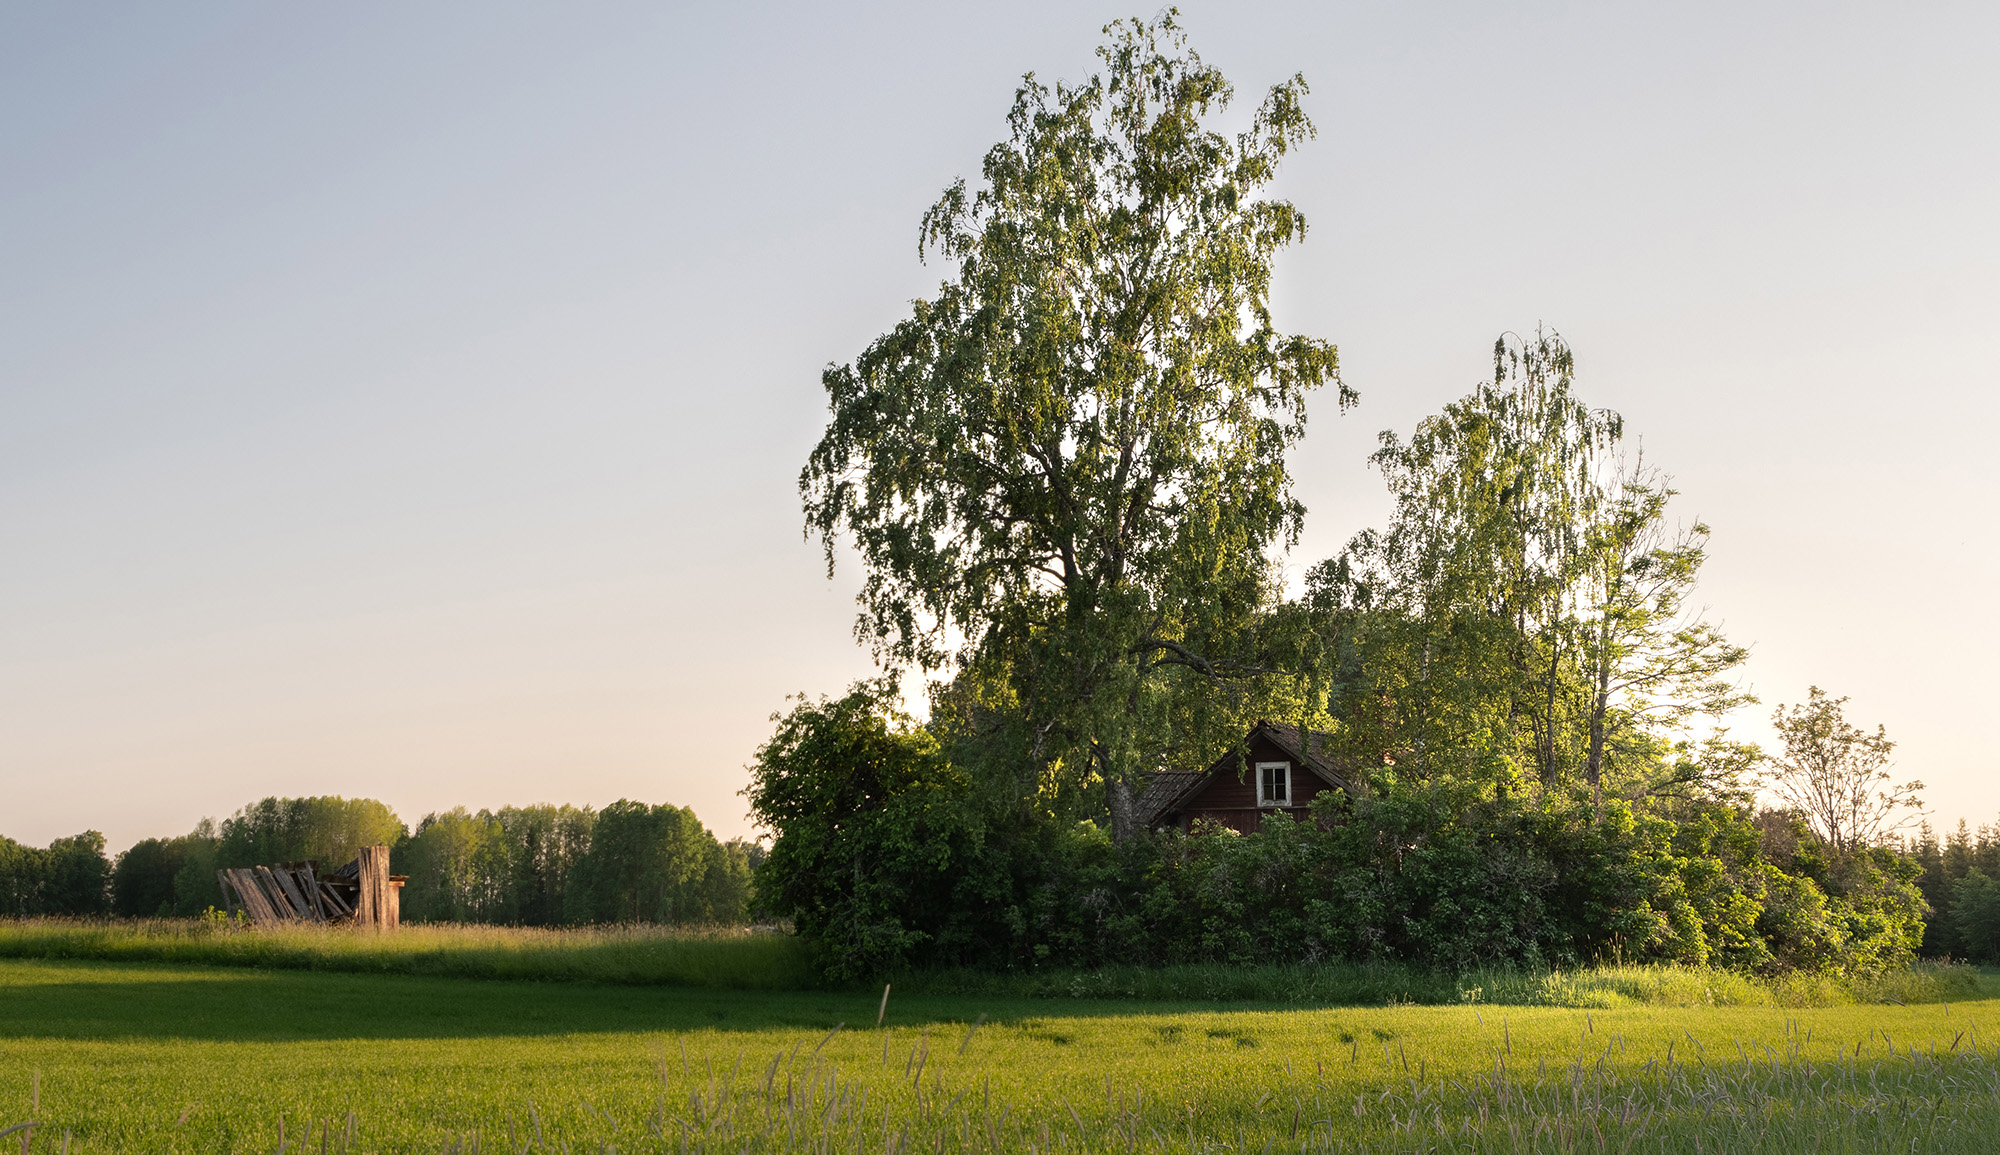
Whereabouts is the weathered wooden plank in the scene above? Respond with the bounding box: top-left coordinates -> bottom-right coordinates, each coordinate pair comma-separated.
293,864 -> 326,919
270,866 -> 322,922
353,857 -> 375,927
280,863 -> 322,919
317,881 -> 353,917
356,845 -> 390,930
221,869 -> 254,922
250,866 -> 290,918
225,868 -> 282,923
253,866 -> 302,920
246,867 -> 288,922
295,867 -> 328,920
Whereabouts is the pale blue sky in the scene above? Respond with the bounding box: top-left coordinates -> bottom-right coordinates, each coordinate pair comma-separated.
4,2 -> 1995,851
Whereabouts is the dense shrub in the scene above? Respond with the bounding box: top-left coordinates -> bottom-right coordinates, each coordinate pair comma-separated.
745,684 -> 1000,979
1017,794 -> 1918,978
748,694 -> 1932,981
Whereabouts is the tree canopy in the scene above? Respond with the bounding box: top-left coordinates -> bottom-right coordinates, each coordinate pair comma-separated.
1313,330 -> 1749,813
802,13 -> 1347,838
1761,688 -> 1923,853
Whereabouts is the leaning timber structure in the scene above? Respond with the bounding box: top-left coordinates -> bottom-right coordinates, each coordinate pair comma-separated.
217,843 -> 404,929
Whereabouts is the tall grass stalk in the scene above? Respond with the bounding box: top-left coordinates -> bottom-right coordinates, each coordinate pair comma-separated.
0,918 -> 815,990
895,958 -> 1981,1008
0,918 -> 1979,1007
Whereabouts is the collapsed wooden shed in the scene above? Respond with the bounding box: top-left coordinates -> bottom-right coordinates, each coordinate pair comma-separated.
217,844 -> 404,929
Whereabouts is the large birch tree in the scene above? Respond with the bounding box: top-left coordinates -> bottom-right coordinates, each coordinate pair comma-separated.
802,14 -> 1345,839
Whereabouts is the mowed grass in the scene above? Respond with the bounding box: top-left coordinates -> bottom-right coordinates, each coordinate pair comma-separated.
2,958 -> 1998,1153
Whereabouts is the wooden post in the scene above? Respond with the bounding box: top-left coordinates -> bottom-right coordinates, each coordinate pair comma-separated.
356,845 -> 392,930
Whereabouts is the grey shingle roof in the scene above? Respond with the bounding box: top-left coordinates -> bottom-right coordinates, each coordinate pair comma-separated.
1134,771 -> 1206,828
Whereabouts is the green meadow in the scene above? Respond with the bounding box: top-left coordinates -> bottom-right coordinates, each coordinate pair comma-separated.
0,919 -> 1977,1010
2,939 -> 1998,1152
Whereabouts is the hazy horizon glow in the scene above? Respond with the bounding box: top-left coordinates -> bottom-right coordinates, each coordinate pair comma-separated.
3,2 -> 1996,854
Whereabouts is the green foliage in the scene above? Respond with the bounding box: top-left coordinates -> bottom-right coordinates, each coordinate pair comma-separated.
215,795 -> 407,870
1311,329 -> 1747,807
501,803 -> 599,924
104,824 -> 226,918
167,823 -> 223,915
41,833 -> 110,915
775,19 -> 1884,996
570,801 -> 750,925
1076,795 -> 1914,977
1760,687 -> 1922,853
110,837 -> 187,917
802,14 -> 1347,837
767,320 -> 1936,984
398,807 -> 511,923
1950,869 -> 2000,961
0,836 -> 34,915
1817,846 -> 1929,971
746,682 -> 991,979
750,698 -> 1921,979
15,792 -> 750,929
1906,816 -> 2000,958
399,802 -> 750,927
0,832 -> 112,916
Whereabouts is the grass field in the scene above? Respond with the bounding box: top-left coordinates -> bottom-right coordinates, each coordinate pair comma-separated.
0,919 -> 1977,1009
0,919 -> 817,990
2,952 -> 1998,1153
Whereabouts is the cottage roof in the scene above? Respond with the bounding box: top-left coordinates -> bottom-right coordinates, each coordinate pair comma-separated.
1133,771 -> 1205,828
1257,721 -> 1350,788
1134,720 -> 1351,827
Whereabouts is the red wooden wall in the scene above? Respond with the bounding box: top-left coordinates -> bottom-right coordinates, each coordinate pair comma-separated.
1172,732 -> 1338,834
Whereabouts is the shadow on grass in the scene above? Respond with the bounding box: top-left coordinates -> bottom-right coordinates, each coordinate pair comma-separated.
0,959 -> 1325,1043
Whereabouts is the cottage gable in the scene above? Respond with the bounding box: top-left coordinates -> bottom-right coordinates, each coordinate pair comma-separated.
1136,721 -> 1349,834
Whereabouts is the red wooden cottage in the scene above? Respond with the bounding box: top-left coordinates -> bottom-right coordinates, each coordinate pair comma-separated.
1136,721 -> 1350,834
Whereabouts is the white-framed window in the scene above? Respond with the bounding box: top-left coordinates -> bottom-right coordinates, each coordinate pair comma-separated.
1257,762 -> 1291,807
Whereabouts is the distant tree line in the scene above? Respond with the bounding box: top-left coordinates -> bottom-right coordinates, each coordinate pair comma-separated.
0,832 -> 114,918
397,800 -> 757,925
0,795 -> 759,926
1911,819 -> 2000,963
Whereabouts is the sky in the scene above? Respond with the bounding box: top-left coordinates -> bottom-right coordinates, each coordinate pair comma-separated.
3,1 -> 1995,853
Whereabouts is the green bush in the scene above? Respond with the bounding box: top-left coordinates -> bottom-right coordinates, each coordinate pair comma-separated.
746,682 -> 1017,979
